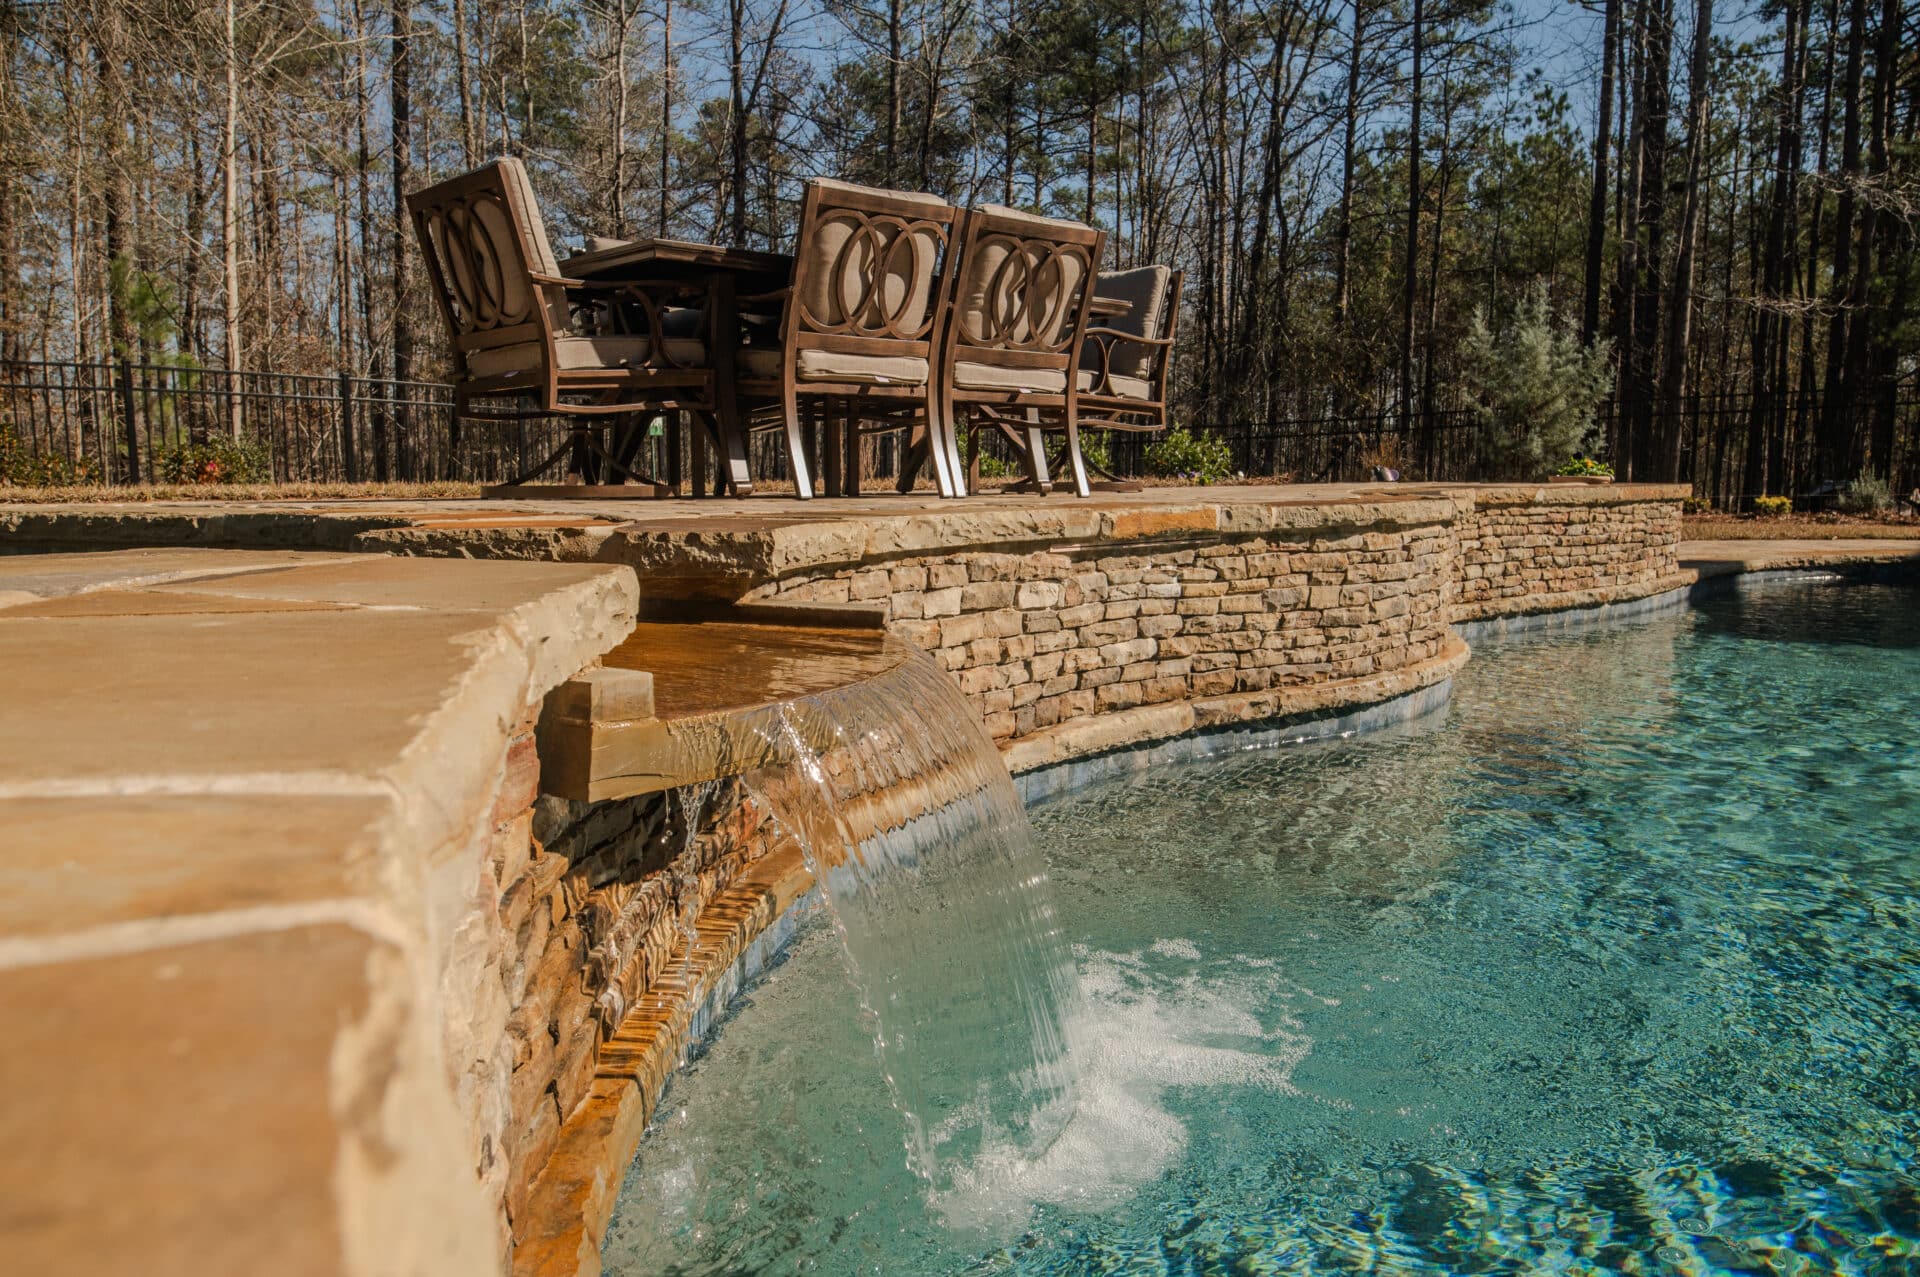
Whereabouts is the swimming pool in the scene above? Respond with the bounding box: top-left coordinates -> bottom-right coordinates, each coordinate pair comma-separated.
603,579 -> 1920,1275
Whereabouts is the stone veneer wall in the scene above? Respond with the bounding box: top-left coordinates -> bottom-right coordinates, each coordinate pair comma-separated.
727,490 -> 1683,750
744,521 -> 1458,746
448,723 -> 778,1264
1452,490 -> 1684,622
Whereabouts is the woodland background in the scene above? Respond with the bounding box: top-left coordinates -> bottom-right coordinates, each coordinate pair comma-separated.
1,0 -> 1915,496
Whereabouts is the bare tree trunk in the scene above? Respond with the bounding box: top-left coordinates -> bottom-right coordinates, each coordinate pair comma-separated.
659,0 -> 672,235
886,0 -> 901,185
390,0 -> 413,478
1399,0 -> 1421,442
613,2 -> 631,234
1658,0 -> 1712,479
728,0 -> 747,241
454,0 -> 478,165
222,0 -> 242,433
1332,0 -> 1363,334
1582,0 -> 1619,347
1817,0 -> 1865,482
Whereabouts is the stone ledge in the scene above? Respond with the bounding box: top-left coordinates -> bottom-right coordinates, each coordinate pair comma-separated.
0,550 -> 641,1277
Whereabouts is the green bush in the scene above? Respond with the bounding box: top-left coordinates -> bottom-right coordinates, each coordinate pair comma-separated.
156,436 -> 273,485
1836,474 -> 1892,515
1753,495 -> 1793,517
1144,426 -> 1233,484
0,423 -> 104,486
1461,281 -> 1614,479
1555,455 -> 1614,478
1682,495 -> 1713,515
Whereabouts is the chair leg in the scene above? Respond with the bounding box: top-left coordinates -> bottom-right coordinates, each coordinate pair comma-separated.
1062,409 -> 1092,498
938,395 -> 969,498
783,386 -> 815,499
1022,409 -> 1054,493
925,398 -> 958,498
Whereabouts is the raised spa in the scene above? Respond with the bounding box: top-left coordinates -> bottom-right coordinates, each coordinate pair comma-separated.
601,579 -> 1920,1275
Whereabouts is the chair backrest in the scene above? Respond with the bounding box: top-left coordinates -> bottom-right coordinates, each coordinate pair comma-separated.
1081,265 -> 1172,379
944,205 -> 1104,381
406,159 -> 570,375
784,179 -> 960,363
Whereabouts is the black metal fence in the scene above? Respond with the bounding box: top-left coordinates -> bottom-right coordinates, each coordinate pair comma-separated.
5,359 -> 1913,500
0,360 -> 581,485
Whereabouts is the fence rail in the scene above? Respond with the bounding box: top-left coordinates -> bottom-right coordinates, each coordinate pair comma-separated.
0,360 -> 583,486
3,360 -> 1914,504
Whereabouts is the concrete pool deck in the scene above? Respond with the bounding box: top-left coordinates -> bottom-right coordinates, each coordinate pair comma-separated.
4,484 -> 1917,1276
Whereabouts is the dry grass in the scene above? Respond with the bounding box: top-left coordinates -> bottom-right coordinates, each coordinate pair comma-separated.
1683,512 -> 1920,541
0,480 -> 484,504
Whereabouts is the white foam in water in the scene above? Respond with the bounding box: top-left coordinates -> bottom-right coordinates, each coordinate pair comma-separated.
929,944 -> 1313,1237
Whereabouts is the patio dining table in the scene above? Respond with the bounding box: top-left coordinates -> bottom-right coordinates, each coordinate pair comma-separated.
563,237 -> 794,495
562,235 -> 1136,498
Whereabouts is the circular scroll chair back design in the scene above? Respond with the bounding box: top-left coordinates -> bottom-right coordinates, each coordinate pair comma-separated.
938,205 -> 1104,497
743,178 -> 960,498
408,158 -> 715,489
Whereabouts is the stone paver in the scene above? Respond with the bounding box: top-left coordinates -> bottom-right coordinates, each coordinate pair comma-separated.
1680,537 -> 1920,575
0,549 -> 640,1277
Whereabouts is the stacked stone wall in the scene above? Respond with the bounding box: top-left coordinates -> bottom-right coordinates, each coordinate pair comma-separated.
1452,495 -> 1683,622
451,736 -> 776,1262
748,522 -> 1457,744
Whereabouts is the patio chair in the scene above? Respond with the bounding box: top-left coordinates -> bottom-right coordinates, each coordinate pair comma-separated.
939,205 -> 1105,497
736,178 -> 963,498
407,158 -> 714,487
1073,267 -> 1183,481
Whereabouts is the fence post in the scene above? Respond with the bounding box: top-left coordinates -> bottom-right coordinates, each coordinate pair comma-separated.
116,358 -> 140,485
337,371 -> 357,483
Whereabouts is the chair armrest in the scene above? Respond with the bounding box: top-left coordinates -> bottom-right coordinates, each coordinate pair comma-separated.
528,270 -> 594,288
1083,327 -> 1175,347
736,286 -> 791,305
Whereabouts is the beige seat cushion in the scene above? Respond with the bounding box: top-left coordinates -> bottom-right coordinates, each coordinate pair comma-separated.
466,335 -> 706,378
1082,265 -> 1171,381
582,235 -> 633,253
739,347 -> 931,386
1076,368 -> 1153,401
797,180 -> 949,339
953,361 -> 1067,394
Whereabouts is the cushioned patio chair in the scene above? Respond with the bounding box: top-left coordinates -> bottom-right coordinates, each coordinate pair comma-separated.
1073,267 -> 1183,485
735,178 -> 963,498
939,205 -> 1105,497
407,158 -> 713,486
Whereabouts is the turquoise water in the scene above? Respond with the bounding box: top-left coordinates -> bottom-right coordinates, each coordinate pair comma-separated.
603,580 -> 1920,1275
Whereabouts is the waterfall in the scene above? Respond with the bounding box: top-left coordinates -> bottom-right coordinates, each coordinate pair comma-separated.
742,649 -> 1083,1191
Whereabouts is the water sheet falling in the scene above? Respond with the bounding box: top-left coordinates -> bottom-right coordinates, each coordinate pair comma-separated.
741,649 -> 1083,1195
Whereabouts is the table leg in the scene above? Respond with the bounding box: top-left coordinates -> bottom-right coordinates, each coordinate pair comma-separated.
666,409 -> 683,495
690,410 -> 711,496
822,401 -> 843,497
843,403 -> 861,496
706,271 -> 754,495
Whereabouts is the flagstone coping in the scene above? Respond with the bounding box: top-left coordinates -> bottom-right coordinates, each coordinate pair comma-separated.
0,549 -> 640,1277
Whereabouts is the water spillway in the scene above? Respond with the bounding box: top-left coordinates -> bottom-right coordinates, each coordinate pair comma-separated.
744,653 -> 1083,1189
515,617 -> 1088,1271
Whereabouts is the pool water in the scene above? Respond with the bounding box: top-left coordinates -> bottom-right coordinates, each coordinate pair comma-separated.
602,580 -> 1920,1275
